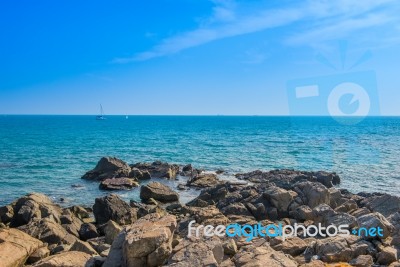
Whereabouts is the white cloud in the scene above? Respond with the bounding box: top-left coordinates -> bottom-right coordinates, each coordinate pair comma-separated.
113,0 -> 400,63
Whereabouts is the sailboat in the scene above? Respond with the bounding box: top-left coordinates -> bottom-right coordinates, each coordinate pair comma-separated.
96,104 -> 106,120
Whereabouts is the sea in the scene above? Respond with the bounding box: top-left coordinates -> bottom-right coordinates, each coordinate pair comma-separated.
0,115 -> 399,207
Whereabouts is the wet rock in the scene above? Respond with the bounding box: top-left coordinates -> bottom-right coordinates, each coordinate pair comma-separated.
93,194 -> 136,225
140,182 -> 179,203
99,177 -> 139,191
0,228 -> 45,267
82,156 -> 131,181
123,213 -> 177,267
0,205 -> 14,224
349,254 -> 374,267
131,161 -> 180,179
129,167 -> 151,180
187,173 -> 220,188
79,223 -> 99,241
31,251 -> 92,267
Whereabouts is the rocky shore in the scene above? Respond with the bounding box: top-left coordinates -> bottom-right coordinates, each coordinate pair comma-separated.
1,156 -> 400,266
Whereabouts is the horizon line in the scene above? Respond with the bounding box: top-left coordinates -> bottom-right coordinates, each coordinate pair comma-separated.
1,114 -> 400,117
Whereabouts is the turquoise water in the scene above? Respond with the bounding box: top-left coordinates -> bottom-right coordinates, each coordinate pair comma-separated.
0,115 -> 399,206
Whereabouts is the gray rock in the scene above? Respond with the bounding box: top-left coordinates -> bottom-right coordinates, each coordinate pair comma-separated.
82,157 -> 131,181
140,182 -> 179,203
93,194 -> 136,225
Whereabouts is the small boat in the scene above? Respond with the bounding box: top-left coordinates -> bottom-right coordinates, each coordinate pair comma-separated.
96,104 -> 106,120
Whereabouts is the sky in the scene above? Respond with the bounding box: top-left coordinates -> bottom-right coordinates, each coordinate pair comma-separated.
0,0 -> 399,115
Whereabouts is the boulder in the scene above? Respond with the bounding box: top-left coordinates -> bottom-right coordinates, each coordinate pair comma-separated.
32,251 -> 92,267
93,194 -> 136,225
27,246 -> 51,264
314,236 -> 353,263
377,246 -> 398,265
129,167 -> 151,180
79,223 -> 99,241
131,161 -> 180,179
168,237 -> 224,266
289,205 -> 313,221
82,157 -> 131,181
105,220 -> 122,245
70,239 -> 98,255
357,212 -> 394,239
123,213 -> 177,267
232,243 -> 298,267
186,173 -> 219,188
10,193 -> 62,227
60,210 -> 82,238
18,218 -> 76,246
360,193 -> 400,217
0,205 -> 14,224
270,236 -> 308,256
349,254 -> 374,267
0,228 -> 45,267
99,178 -> 139,191
140,182 -> 179,203
314,171 -> 340,188
294,181 -> 330,208
103,230 -> 125,267
263,186 -> 293,212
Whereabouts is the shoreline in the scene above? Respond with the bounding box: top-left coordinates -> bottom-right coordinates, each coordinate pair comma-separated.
1,156 -> 400,266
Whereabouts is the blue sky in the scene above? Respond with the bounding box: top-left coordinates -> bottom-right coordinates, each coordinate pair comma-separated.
0,0 -> 399,115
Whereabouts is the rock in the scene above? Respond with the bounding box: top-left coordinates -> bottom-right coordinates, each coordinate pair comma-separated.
140,182 -> 179,203
99,177 -> 139,191
263,186 -> 293,213
68,205 -> 90,220
31,251 -> 92,267
294,181 -> 330,209
221,203 -> 253,217
361,193 -> 400,217
377,246 -> 398,265
129,167 -> 151,180
103,230 -> 125,267
123,213 -> 177,267
314,171 -> 340,188
0,205 -> 14,224
105,220 -> 122,245
289,205 -> 313,221
131,161 -> 180,179
60,209 -> 83,238
169,237 -> 224,266
70,239 -> 98,255
324,212 -> 357,228
18,218 -> 76,246
82,156 -> 131,181
314,236 -> 353,263
357,212 -> 394,239
349,254 -> 374,267
223,239 -> 238,256
0,228 -> 45,267
27,246 -> 51,264
186,173 -> 219,188
93,194 -> 136,225
270,236 -> 308,256
232,243 -> 298,267
79,223 -> 99,241
10,193 -> 62,227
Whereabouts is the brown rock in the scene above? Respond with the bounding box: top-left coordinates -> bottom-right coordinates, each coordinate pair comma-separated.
349,254 -> 374,267
82,156 -> 131,181
132,161 -> 179,179
99,177 -> 139,191
105,220 -> 122,245
32,251 -> 92,267
140,182 -> 179,203
270,236 -> 308,256
0,228 -> 45,267
27,246 -> 51,264
187,173 -> 220,188
377,246 -> 398,265
93,194 -> 136,225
